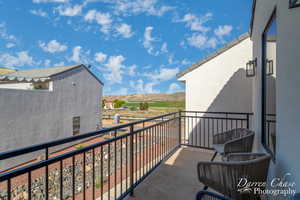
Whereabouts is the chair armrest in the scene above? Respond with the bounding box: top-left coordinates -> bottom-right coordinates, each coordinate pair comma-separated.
226,153 -> 267,161
223,134 -> 254,155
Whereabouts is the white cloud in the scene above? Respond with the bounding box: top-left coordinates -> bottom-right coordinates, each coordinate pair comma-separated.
70,46 -> 82,63
38,40 -> 68,53
167,83 -> 182,94
30,9 -> 48,17
142,26 -> 159,56
0,22 -> 17,41
44,59 -> 51,67
145,67 -> 179,82
186,33 -> 217,49
160,42 -> 168,53
56,4 -> 83,16
84,10 -> 113,34
94,52 -> 107,63
115,23 -> 134,38
69,46 -> 91,64
128,64 -> 137,76
5,43 -> 15,48
103,55 -> 126,84
174,12 -> 212,33
112,0 -> 174,17
33,0 -> 69,3
214,25 -> 233,38
0,51 -> 36,68
130,79 -> 159,94
181,59 -> 191,65
84,9 -> 97,21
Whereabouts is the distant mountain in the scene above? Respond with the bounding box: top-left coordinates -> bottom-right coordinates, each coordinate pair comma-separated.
104,92 -> 185,102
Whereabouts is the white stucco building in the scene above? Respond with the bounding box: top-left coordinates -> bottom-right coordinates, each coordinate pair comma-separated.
250,0 -> 300,195
177,33 -> 253,113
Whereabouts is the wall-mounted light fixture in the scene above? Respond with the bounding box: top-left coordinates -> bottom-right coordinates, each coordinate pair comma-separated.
246,58 -> 257,77
289,0 -> 300,8
266,59 -> 274,76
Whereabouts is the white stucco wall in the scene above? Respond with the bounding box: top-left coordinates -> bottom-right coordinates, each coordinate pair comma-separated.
251,0 -> 300,194
178,37 -> 253,113
0,66 -> 103,170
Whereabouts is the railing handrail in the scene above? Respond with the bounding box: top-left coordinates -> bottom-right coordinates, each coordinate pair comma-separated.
181,110 -> 253,115
0,111 -> 179,161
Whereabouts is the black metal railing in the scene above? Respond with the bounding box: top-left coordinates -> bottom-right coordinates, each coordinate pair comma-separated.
0,111 -> 252,200
180,111 -> 252,149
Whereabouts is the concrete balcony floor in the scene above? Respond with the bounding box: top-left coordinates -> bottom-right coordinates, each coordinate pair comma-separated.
125,147 -> 219,200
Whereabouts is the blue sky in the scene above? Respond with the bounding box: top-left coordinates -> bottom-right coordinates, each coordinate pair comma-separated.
0,0 -> 252,95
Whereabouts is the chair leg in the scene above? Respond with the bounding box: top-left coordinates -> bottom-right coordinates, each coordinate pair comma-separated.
210,151 -> 218,161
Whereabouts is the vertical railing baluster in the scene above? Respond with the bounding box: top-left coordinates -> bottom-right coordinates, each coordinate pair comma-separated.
108,143 -> 111,200
7,179 -> 11,200
130,124 -> 134,196
45,148 -> 49,200
28,171 -> 31,200
92,148 -> 95,200
60,160 -> 63,200
139,129 -> 142,181
72,156 -> 75,200
83,152 -> 86,200
114,131 -> 117,199
246,114 -> 250,129
179,111 -> 181,146
101,146 -> 103,200
120,138 -> 123,196
125,136 -> 128,192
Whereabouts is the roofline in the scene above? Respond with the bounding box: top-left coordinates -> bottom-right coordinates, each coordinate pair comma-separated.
249,0 -> 257,38
176,32 -> 250,79
50,64 -> 104,86
81,64 -> 104,86
48,64 -> 82,78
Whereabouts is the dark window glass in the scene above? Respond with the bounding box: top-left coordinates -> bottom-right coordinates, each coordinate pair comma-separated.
73,116 -> 80,135
262,12 -> 276,159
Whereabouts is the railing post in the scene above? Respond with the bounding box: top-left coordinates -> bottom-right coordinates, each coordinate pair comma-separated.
246,114 -> 250,129
130,124 -> 134,196
179,111 -> 182,146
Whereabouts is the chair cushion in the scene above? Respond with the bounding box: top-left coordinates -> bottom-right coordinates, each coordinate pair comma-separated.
212,144 -> 225,155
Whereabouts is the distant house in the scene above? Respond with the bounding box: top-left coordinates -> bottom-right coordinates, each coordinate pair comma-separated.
104,100 -> 115,110
177,33 -> 253,113
0,64 -> 103,169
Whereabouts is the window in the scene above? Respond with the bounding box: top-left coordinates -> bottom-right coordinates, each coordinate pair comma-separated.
262,10 -> 276,160
290,0 -> 300,8
73,116 -> 80,135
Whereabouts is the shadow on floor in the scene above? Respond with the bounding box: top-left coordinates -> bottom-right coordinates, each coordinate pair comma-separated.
125,147 -> 218,200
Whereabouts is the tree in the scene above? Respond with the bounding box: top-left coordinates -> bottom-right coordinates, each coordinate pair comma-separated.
114,99 -> 125,108
102,99 -> 106,108
139,102 -> 149,110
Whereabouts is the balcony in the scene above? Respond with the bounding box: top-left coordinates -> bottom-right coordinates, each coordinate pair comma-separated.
0,111 -> 252,200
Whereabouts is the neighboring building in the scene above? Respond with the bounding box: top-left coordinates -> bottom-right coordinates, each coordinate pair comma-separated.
250,0 -> 300,193
177,33 -> 253,113
0,68 -> 16,75
104,100 -> 115,110
0,64 -> 103,169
